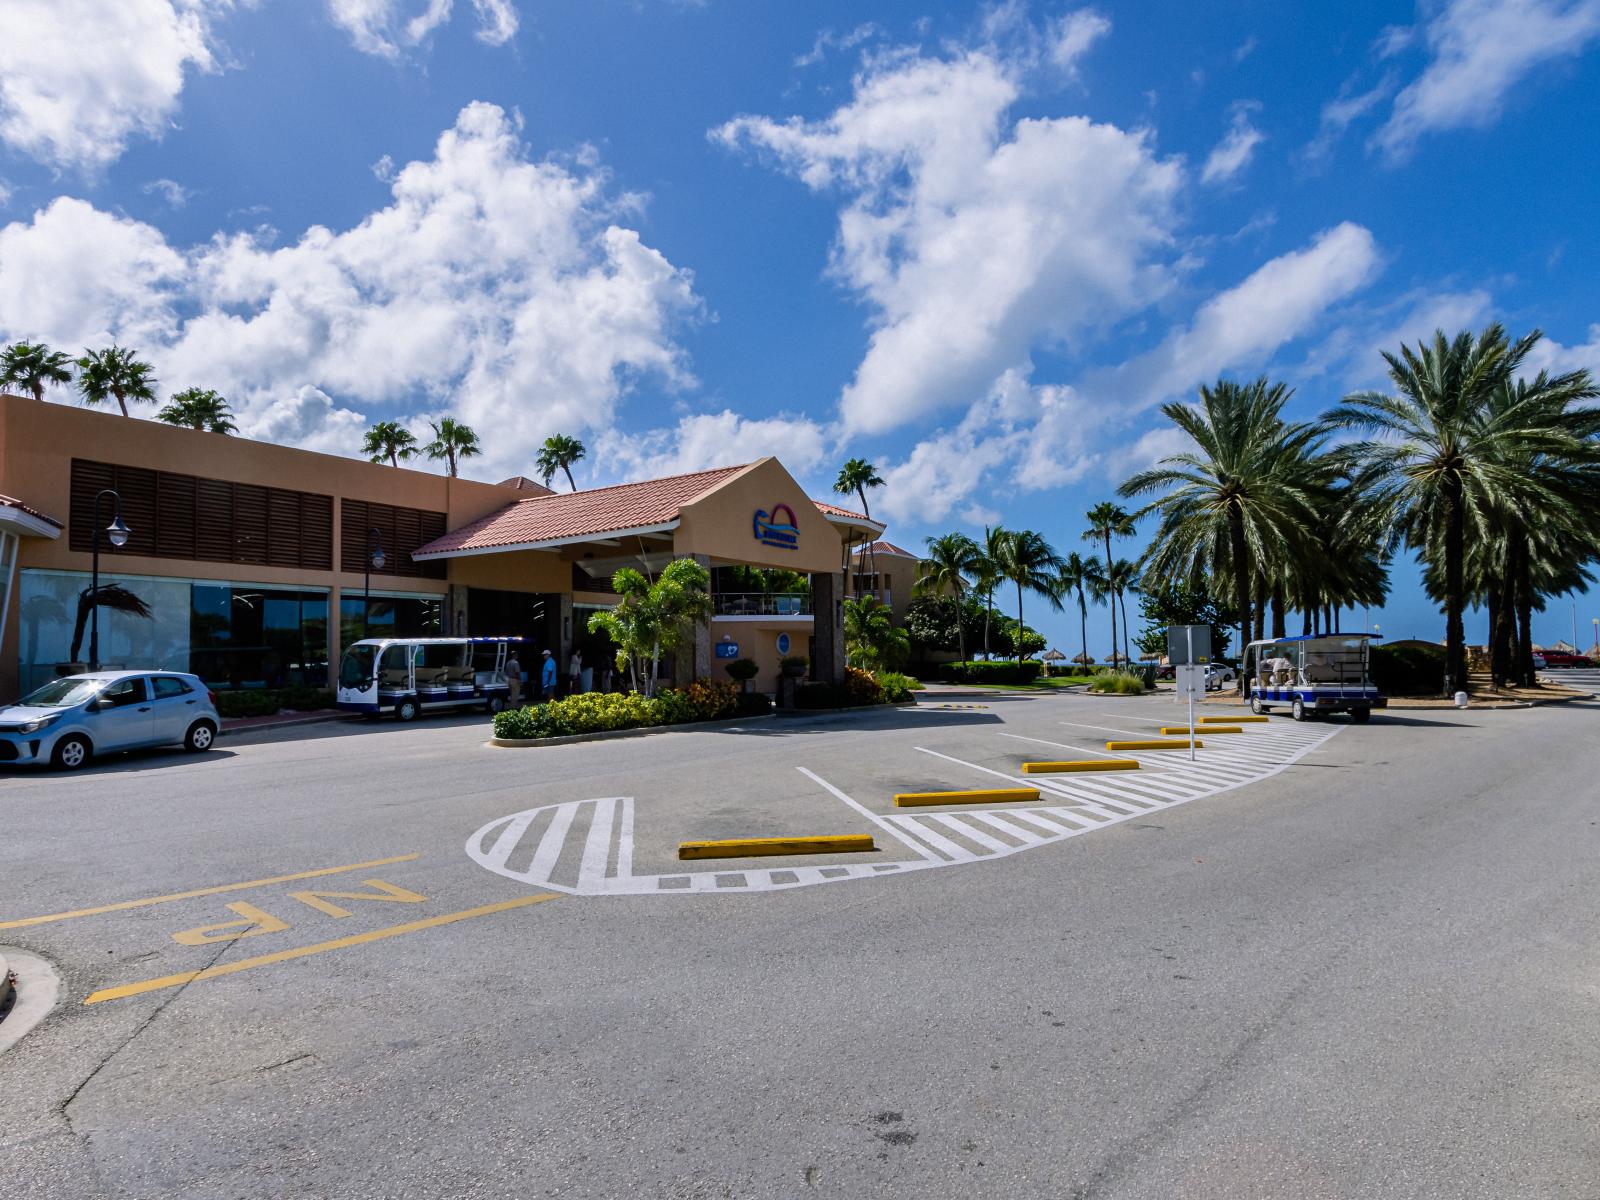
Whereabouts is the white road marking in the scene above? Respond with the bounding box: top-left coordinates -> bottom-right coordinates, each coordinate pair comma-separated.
465,719 -> 1344,897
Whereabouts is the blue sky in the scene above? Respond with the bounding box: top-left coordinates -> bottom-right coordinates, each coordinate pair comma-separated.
3,0 -> 1600,655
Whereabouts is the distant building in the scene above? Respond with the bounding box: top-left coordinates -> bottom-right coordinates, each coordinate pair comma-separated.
849,540 -> 925,624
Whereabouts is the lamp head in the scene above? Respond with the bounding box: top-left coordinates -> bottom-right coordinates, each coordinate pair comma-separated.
107,516 -> 130,548
371,547 -> 386,570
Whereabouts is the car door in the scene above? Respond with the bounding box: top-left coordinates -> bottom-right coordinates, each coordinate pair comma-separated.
149,675 -> 200,742
89,677 -> 155,751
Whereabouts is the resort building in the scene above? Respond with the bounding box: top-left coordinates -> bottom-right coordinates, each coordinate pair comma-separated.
0,393 -> 882,700
850,540 -> 926,625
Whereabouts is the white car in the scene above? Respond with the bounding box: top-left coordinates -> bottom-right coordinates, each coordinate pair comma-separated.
1204,663 -> 1237,691
0,671 -> 221,770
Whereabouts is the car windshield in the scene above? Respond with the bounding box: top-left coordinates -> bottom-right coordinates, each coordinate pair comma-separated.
19,678 -> 107,708
339,645 -> 379,688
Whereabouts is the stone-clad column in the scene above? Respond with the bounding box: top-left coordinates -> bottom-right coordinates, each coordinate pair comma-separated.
812,570 -> 845,684
674,554 -> 713,684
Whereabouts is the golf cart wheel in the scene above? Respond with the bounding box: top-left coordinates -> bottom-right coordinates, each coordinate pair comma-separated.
1291,698 -> 1307,722
1250,694 -> 1268,715
184,720 -> 217,752
485,696 -> 506,715
52,734 -> 92,770
1350,706 -> 1372,724
396,698 -> 419,722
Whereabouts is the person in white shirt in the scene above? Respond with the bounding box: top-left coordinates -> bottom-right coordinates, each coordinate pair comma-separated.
568,649 -> 583,695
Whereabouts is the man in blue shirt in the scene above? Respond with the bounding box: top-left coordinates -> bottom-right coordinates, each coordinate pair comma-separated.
540,648 -> 558,701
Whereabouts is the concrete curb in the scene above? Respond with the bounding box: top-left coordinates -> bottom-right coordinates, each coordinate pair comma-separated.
220,710 -> 361,736
0,948 -> 61,1056
0,949 -> 11,1015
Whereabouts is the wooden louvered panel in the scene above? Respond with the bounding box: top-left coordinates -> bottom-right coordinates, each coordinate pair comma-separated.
69,460 -> 117,553
393,508 -> 422,577
156,473 -> 198,559
299,494 -> 333,570
232,484 -> 268,564
266,489 -> 301,567
195,479 -> 235,561
111,465 -> 158,558
340,499 -> 369,573
418,510 -> 447,579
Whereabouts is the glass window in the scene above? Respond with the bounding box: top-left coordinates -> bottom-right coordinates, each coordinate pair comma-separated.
339,595 -> 443,650
101,677 -> 148,706
152,676 -> 191,698
17,570 -> 192,694
21,677 -> 106,707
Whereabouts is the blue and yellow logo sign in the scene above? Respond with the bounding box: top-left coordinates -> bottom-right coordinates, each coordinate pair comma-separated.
753,503 -> 800,550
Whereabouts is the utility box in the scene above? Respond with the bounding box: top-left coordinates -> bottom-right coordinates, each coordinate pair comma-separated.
1167,624 -> 1212,666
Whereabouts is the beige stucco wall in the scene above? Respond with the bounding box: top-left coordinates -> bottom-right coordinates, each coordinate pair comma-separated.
709,618 -> 811,694
675,457 -> 851,574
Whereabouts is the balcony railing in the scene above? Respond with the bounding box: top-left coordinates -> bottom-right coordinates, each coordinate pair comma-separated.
713,592 -> 812,617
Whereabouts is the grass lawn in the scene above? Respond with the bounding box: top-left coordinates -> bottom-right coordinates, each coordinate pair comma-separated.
940,674 -> 1098,691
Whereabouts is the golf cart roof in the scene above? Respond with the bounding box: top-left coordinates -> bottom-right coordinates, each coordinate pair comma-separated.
1247,633 -> 1381,646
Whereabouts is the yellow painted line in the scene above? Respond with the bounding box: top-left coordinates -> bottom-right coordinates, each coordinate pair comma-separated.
1201,714 -> 1268,723
1160,726 -> 1242,735
894,787 -> 1040,807
1021,759 -> 1140,774
0,854 -> 422,930
678,835 -> 876,860
1105,739 -> 1201,751
82,893 -> 557,1005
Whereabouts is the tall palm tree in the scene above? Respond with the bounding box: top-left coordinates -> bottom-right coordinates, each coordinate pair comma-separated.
362,421 -> 419,468
975,525 -> 1008,660
76,346 -> 156,417
1105,558 -> 1141,667
834,457 -> 884,518
1120,378 -> 1321,679
156,388 -> 237,433
992,529 -> 1063,661
1321,325 -> 1552,694
1054,552 -> 1105,670
423,417 -> 482,478
1,341 -> 74,402
917,532 -> 982,663
536,434 -> 587,491
1082,503 -> 1135,669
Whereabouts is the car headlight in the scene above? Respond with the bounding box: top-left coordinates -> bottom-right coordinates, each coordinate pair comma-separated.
19,715 -> 59,734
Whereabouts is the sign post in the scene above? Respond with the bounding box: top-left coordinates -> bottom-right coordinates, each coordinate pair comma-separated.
1167,625 -> 1212,763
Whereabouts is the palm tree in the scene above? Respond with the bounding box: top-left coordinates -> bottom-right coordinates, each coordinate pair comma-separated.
423,417 -> 482,478
834,457 -> 884,518
362,421 -> 419,468
1120,378 -> 1322,680
1321,325 -> 1554,694
1,341 -> 74,402
76,346 -> 156,417
844,594 -> 909,671
536,434 -> 587,491
975,526 -> 1008,660
917,532 -> 982,663
991,529 -> 1063,661
156,388 -> 236,433
1054,552 -> 1105,669
1105,558 -> 1141,667
1082,503 -> 1135,670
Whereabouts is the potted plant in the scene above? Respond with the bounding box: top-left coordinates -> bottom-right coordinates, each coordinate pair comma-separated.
724,657 -> 759,692
780,654 -> 809,679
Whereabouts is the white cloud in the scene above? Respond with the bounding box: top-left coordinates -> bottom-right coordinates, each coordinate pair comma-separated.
715,21 -> 1182,437
1303,73 -> 1395,166
1308,286 -> 1494,388
1046,9 -> 1111,74
0,0 -> 223,170
794,23 -> 881,69
0,103 -> 700,481
1233,34 -> 1258,62
1522,323 -> 1600,377
1375,0 -> 1600,160
1200,102 -> 1263,185
325,0 -> 519,57
143,178 -> 192,208
599,410 -> 830,482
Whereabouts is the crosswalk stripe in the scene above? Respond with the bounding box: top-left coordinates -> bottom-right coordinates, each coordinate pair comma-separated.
886,816 -> 978,861
970,811 -> 1048,845
527,803 -> 579,884
578,797 -> 617,888
930,814 -> 1013,854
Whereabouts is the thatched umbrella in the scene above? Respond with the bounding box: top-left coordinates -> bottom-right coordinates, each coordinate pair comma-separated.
1041,649 -> 1066,662
1071,651 -> 1095,667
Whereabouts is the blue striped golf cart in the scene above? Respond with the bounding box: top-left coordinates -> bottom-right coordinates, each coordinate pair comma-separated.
1243,634 -> 1387,723
336,636 -> 520,721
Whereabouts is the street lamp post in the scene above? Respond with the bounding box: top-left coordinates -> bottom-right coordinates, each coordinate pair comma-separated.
88,489 -> 131,672
362,527 -> 386,638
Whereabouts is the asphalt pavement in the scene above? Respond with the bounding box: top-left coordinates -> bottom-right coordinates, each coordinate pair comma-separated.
2,691 -> 1597,1199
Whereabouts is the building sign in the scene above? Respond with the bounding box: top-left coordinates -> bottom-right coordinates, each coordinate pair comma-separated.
715,641 -> 740,659
776,633 -> 791,655
753,503 -> 800,550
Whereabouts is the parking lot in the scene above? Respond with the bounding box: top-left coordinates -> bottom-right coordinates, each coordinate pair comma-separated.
3,690 -> 1599,1198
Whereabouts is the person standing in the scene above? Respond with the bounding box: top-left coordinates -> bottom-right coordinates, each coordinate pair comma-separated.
568,648 -> 583,695
505,649 -> 523,708
540,648 -> 557,701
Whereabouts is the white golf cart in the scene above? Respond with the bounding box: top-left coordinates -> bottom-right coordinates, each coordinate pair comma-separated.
336,637 -> 518,721
1243,634 -> 1387,722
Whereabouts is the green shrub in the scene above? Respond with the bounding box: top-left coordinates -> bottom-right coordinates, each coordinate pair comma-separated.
1087,672 -> 1146,695
936,660 -> 1044,685
493,705 -> 544,739
654,689 -> 698,725
278,686 -> 334,712
844,667 -> 885,706
876,671 -> 918,703
491,683 -> 752,740
214,690 -> 280,718
724,657 -> 759,683
682,679 -> 739,720
1369,643 -> 1444,695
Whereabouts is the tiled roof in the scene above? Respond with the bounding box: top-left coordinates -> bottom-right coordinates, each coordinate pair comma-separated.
496,475 -> 556,495
0,493 -> 62,528
415,463 -> 757,557
852,539 -> 917,558
812,498 -> 879,523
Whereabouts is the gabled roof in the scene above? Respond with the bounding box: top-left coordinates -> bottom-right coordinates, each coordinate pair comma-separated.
497,475 -> 556,495
0,493 -> 63,534
851,539 -> 918,559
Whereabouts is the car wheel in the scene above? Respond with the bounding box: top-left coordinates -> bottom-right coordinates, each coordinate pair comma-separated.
1350,706 -> 1372,724
396,699 -> 419,722
1250,694 -> 1266,715
185,720 -> 217,752
1291,698 -> 1306,722
52,734 -> 92,770
485,696 -> 506,715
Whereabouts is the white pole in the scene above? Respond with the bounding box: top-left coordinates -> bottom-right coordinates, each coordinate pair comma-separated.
1186,626 -> 1196,762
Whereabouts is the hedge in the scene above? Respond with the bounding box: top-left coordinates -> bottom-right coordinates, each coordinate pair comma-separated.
493,680 -> 741,740
214,686 -> 335,719
936,659 -> 1044,685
